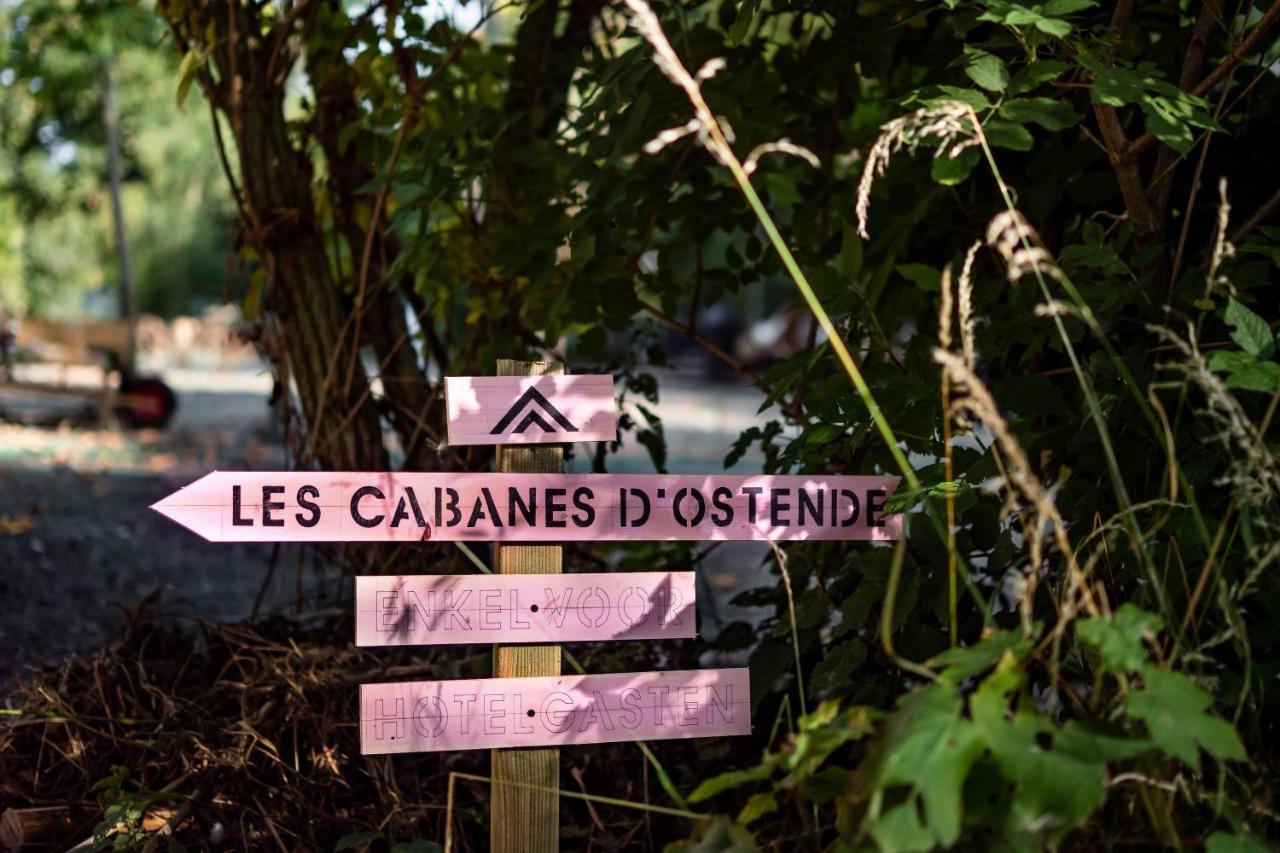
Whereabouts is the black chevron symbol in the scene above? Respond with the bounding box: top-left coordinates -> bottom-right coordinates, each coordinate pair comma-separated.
489,387 -> 579,435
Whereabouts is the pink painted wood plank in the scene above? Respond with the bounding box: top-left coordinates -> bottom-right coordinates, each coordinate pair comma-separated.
151,471 -> 902,542
445,375 -> 617,445
355,572 -> 696,646
359,668 -> 750,754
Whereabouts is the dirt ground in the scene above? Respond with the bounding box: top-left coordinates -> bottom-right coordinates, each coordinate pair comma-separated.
0,373 -> 295,687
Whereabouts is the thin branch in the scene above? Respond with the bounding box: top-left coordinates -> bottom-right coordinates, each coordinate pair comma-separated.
1122,0 -> 1280,162
640,301 -> 760,384
1230,185 -> 1280,244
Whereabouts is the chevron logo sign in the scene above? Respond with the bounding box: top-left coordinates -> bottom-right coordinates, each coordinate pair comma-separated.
489,387 -> 578,435
444,374 -> 618,446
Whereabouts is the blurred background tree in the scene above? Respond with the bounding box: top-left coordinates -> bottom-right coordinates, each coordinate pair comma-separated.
0,0 -> 239,318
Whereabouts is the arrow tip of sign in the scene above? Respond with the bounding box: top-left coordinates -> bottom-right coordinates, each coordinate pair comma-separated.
149,472 -> 220,541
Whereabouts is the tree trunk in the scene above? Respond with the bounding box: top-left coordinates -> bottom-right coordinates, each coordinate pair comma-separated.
162,0 -> 388,472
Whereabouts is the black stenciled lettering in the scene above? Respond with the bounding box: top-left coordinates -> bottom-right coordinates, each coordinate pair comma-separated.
546,488 -> 567,528
741,486 -> 764,522
710,486 -> 734,527
351,486 -> 385,528
621,488 -> 651,528
466,495 -> 487,527
769,487 -> 791,528
261,486 -> 285,526
672,487 -> 706,527
840,489 -> 861,527
442,487 -> 461,526
572,486 -> 595,527
509,487 -> 536,526
868,488 -> 887,528
232,485 -> 253,526
482,488 -> 502,527
295,485 -> 321,527
390,487 -> 427,528
798,489 -> 822,527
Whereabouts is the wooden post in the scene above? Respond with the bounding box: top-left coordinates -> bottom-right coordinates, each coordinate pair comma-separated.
491,359 -> 561,852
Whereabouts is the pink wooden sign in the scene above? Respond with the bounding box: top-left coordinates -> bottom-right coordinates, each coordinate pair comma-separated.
445,375 -> 616,445
359,668 -> 750,754
355,572 -> 695,646
151,472 -> 902,543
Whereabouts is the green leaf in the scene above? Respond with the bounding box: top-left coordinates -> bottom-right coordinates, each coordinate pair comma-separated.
927,85 -> 991,111
867,801 -> 934,852
335,831 -> 384,850
811,639 -> 867,696
736,792 -> 777,825
878,685 -> 983,846
1209,351 -> 1280,392
1041,0 -> 1097,15
390,842 -> 442,853
895,263 -> 941,292
1033,16 -> 1072,37
175,48 -> 203,110
784,701 -> 874,776
1126,667 -> 1246,767
1008,60 -> 1072,94
1225,297 -> 1275,358
667,816 -> 759,852
931,146 -> 981,186
999,98 -> 1078,130
1077,603 -> 1163,673
728,0 -> 763,45
984,119 -> 1034,151
688,762 -> 775,802
1205,832 -> 1273,853
970,656 -> 1114,838
930,628 -> 1030,681
963,48 -> 1009,92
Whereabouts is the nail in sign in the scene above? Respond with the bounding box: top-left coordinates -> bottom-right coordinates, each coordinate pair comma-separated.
151,472 -> 902,542
355,572 -> 695,646
445,375 -> 617,445
360,668 -> 750,754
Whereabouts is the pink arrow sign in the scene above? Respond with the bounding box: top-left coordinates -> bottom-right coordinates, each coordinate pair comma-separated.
359,668 -> 750,754
150,472 -> 901,543
446,375 -> 617,445
355,572 -> 695,646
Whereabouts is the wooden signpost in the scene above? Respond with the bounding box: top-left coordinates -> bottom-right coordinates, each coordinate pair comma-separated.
151,360 -> 904,852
